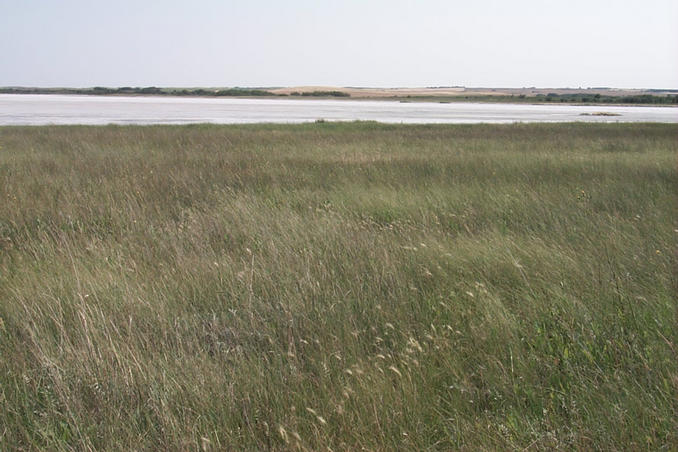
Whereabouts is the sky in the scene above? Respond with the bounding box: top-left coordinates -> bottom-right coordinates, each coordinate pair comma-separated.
1,0 -> 677,89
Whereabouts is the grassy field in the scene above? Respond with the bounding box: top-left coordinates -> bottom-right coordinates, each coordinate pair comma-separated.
0,123 -> 676,450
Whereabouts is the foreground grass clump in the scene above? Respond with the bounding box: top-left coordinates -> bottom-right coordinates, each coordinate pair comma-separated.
0,123 -> 676,450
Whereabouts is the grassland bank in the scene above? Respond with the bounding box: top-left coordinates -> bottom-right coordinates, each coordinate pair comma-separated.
0,123 -> 676,450
3,85 -> 678,105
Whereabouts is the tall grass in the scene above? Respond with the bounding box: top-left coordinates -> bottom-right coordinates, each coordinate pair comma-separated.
0,123 -> 676,450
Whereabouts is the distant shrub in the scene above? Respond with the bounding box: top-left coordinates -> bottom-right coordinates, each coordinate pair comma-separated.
214,89 -> 272,97
300,91 -> 350,97
139,87 -> 162,94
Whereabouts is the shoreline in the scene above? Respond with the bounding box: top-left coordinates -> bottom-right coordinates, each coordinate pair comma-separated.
1,92 -> 677,109
2,94 -> 677,126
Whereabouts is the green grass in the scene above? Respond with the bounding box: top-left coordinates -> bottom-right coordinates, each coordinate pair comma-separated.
0,123 -> 676,450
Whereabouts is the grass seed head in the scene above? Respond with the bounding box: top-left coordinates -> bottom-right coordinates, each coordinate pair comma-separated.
278,425 -> 288,443
388,366 -> 402,378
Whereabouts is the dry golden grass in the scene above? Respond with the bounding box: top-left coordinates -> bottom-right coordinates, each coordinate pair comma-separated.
0,122 -> 676,450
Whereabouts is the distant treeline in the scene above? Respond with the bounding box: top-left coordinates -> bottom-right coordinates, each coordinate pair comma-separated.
536,93 -> 678,104
0,87 -> 353,98
459,93 -> 678,105
0,87 -> 281,97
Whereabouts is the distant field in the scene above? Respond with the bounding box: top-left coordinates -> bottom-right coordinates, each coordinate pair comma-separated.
0,123 -> 676,450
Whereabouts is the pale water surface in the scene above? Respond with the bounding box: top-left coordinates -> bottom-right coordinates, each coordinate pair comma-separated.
1,94 -> 676,125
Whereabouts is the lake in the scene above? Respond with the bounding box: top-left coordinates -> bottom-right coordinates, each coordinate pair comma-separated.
1,94 -> 676,125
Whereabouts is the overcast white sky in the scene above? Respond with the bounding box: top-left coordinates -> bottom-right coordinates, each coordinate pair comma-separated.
1,0 -> 677,88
